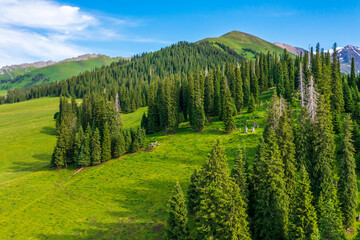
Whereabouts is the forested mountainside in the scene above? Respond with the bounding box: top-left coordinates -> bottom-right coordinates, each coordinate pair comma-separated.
48,38 -> 360,239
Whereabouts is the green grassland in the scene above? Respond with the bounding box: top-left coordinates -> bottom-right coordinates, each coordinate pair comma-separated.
0,56 -> 118,91
199,30 -> 286,58
0,67 -> 36,81
0,91 -> 272,239
2,90 -> 357,239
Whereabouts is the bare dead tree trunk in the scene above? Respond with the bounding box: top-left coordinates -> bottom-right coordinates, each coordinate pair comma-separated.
306,76 -> 318,124
299,62 -> 305,107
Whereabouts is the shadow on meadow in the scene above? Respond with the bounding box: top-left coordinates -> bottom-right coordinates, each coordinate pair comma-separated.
40,126 -> 56,136
35,179 -> 185,240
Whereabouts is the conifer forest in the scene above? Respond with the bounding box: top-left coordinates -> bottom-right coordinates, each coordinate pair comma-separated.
2,2 -> 360,239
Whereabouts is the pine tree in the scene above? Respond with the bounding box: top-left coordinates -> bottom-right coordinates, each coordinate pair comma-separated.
203,69 -> 214,116
247,94 -> 255,113
73,125 -> 84,164
223,89 -> 235,132
91,127 -> 101,165
296,107 -> 313,170
251,129 -> 289,240
78,124 -> 91,166
338,114 -> 358,228
331,43 -> 344,115
231,145 -> 248,204
277,109 -> 296,198
349,57 -> 356,87
187,169 -> 200,215
288,165 -> 320,240
101,122 -> 111,162
318,194 -> 346,240
311,96 -> 336,202
141,112 -> 148,131
191,80 -> 205,132
112,127 -> 125,158
234,66 -> 244,113
130,127 -> 146,153
195,139 -> 251,240
166,182 -> 189,240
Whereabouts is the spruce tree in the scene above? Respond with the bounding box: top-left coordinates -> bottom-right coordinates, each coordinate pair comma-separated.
73,125 -> 84,164
203,70 -> 214,116
78,124 -> 91,167
231,145 -> 248,204
251,129 -> 289,240
141,112 -> 148,132
288,165 -> 320,240
166,182 -> 189,240
91,127 -> 101,165
331,43 -> 344,115
191,81 -> 205,132
311,96 -> 336,202
101,122 -> 112,162
223,89 -> 235,132
234,66 -> 244,113
247,94 -> 255,113
112,127 -> 125,158
296,107 -> 312,170
338,114 -> 357,228
187,169 -> 200,215
195,139 -> 251,240
318,194 -> 346,240
277,109 -> 296,198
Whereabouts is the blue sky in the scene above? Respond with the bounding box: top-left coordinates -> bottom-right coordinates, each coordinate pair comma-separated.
1,0 -> 360,66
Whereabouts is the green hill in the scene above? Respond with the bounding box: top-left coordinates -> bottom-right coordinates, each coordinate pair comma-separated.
0,90 -> 272,239
0,55 -> 119,91
199,30 -> 287,58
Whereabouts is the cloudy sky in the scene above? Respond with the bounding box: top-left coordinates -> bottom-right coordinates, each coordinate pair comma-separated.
1,0 -> 360,67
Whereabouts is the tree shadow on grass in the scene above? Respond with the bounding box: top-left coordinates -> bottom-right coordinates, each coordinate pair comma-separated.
41,126 -> 56,136
8,153 -> 52,173
35,179 -> 181,240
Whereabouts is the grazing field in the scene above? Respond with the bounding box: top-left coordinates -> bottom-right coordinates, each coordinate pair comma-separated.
0,91 -> 272,239
0,55 -> 119,91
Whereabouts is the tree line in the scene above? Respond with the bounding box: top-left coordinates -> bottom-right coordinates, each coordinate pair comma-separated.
167,92 -> 357,239
51,94 -> 146,168
165,43 -> 360,239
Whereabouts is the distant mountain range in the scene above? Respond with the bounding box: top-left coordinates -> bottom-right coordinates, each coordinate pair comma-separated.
0,54 -> 125,91
273,42 -> 306,56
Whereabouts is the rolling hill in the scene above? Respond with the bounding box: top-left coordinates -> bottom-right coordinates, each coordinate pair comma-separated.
199,30 -> 287,58
0,55 -> 121,91
0,90 -> 272,239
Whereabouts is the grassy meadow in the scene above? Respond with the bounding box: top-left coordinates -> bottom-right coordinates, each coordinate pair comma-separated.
0,90 -> 290,239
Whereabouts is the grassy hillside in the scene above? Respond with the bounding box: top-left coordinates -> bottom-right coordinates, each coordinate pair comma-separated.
0,91 -> 272,239
0,56 -> 118,91
199,30 -> 286,58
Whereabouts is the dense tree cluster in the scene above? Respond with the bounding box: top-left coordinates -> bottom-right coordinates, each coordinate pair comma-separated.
51,94 -> 145,168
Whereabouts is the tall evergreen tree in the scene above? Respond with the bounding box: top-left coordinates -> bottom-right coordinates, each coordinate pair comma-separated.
187,169 -> 200,215
331,43 -> 344,115
231,145 -> 248,204
288,165 -> 320,240
296,107 -> 313,170
311,96 -> 336,202
78,124 -> 91,167
203,70 -> 214,116
91,127 -> 101,165
317,194 -> 346,240
234,66 -> 244,113
101,122 -> 112,162
277,109 -> 296,198
223,89 -> 235,132
251,129 -> 289,240
195,139 -> 251,240
247,94 -> 255,113
338,114 -> 357,228
166,182 -> 189,240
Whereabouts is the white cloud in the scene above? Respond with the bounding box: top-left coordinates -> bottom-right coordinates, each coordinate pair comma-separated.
0,0 -> 96,32
0,0 -> 170,67
0,27 -> 85,66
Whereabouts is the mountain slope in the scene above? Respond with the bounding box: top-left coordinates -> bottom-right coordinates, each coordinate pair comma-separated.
199,30 -> 287,58
274,42 -> 306,55
0,55 -> 120,91
336,45 -> 360,74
